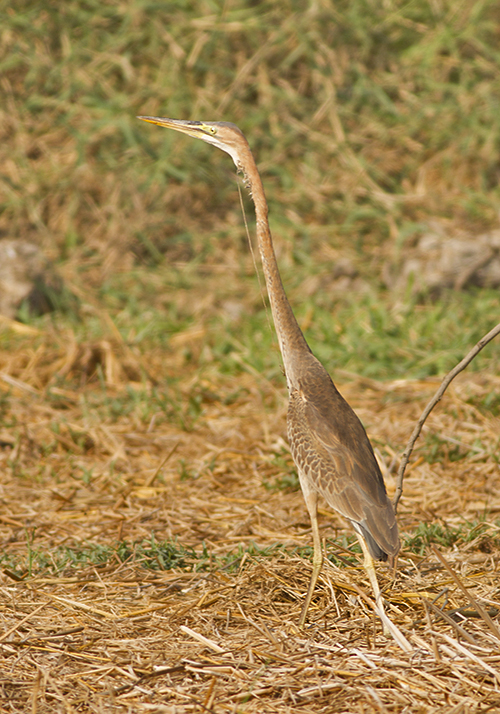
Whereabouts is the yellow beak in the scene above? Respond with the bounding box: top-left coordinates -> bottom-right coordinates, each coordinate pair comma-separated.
137,116 -> 207,140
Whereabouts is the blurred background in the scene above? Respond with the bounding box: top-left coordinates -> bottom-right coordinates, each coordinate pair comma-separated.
2,0 -> 500,383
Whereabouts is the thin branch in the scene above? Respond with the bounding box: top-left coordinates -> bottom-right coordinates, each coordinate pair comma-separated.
393,322 -> 500,512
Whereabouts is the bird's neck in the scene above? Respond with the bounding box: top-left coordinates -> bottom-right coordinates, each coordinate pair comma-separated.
242,153 -> 312,389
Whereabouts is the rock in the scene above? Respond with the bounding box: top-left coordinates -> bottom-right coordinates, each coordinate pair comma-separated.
386,224 -> 500,297
0,239 -> 75,318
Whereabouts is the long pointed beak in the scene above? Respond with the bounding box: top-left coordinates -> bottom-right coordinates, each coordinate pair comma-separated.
137,116 -> 206,139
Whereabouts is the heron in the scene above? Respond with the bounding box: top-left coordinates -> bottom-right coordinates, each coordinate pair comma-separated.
138,116 -> 400,628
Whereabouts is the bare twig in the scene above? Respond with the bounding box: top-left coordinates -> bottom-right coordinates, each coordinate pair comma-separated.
393,322 -> 500,511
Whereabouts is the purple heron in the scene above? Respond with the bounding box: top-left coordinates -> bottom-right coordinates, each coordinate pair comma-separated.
138,117 -> 399,626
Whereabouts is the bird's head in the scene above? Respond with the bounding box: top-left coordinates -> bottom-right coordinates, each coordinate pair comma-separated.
137,116 -> 247,169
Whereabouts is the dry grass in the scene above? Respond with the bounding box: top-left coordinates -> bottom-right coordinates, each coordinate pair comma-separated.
1,333 -> 500,713
2,2 -> 500,711
2,0 -> 500,278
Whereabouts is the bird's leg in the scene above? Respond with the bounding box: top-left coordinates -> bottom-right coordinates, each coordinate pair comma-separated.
298,485 -> 322,627
356,534 -> 384,612
356,535 -> 392,638
356,535 -> 413,652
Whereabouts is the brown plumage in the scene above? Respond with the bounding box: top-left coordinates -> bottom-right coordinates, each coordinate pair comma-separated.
138,117 -> 399,625
287,360 -> 398,560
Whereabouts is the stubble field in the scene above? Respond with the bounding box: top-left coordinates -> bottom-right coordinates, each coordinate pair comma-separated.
1,1 -> 500,712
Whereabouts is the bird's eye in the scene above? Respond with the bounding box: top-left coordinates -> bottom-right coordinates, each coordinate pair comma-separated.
208,126 -> 217,135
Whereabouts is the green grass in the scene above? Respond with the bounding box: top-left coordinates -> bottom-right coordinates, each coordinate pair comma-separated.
3,519 -> 499,583
9,260 -> 499,386
1,0 -> 500,388
57,272 -> 500,381
2,0 -> 500,255
0,535 -> 301,580
422,433 -> 468,464
468,391 -> 500,418
404,520 -> 500,556
2,1 -> 500,596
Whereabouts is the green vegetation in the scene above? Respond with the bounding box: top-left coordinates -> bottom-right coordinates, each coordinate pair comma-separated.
1,0 -> 499,381
0,535 -> 305,579
404,520 -> 500,556
1,1 -> 500,589
5,520 -> 499,582
1,535 -> 197,580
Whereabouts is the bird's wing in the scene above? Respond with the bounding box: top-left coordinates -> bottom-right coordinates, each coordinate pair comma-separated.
288,386 -> 398,557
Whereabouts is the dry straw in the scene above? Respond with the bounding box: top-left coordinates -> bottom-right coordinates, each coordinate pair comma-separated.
2,1 -> 500,710
1,331 -> 500,712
